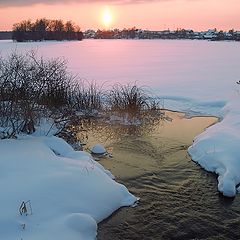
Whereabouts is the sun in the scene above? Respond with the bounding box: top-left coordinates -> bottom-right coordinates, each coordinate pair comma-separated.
102,6 -> 112,29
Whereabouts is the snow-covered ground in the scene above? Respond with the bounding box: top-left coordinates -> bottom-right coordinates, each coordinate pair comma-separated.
189,97 -> 240,197
1,39 -> 240,205
0,136 -> 137,240
1,39 -> 240,116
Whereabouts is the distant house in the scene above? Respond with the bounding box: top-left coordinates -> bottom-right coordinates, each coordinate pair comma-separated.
203,29 -> 218,39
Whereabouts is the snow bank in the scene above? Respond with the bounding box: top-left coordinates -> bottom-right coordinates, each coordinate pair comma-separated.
188,98 -> 240,197
0,137 -> 137,240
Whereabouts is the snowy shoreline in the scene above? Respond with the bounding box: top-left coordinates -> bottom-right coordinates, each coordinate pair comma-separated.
1,38 -> 240,240
188,98 -> 240,197
0,136 -> 137,240
1,100 -> 240,240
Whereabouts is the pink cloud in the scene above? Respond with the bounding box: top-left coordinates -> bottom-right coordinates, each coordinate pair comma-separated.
0,0 -> 170,7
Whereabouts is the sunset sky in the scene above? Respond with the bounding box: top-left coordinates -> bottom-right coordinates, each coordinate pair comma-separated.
0,0 -> 239,31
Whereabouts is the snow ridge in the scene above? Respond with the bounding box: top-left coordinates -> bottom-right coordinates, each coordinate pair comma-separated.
0,136 -> 137,240
188,98 -> 240,197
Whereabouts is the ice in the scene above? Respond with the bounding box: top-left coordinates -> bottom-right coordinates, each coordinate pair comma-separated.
1,39 -> 240,116
0,137 -> 137,240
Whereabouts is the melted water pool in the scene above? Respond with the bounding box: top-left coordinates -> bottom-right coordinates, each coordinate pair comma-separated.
98,152 -> 240,240
74,111 -> 240,239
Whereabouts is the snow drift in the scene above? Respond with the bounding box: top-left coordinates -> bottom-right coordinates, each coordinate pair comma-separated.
0,136 -> 137,240
188,99 -> 240,197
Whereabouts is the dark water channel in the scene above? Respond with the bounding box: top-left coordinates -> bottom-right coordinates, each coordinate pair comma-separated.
75,111 -> 240,240
98,154 -> 240,240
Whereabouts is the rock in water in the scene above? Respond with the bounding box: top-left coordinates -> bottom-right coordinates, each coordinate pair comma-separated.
91,144 -> 106,155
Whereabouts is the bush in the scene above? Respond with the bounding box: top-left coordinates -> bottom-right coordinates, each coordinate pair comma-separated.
70,81 -> 103,115
0,51 -> 160,138
107,83 -> 159,117
0,51 -> 74,136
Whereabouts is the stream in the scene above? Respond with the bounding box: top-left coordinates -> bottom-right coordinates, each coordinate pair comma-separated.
75,111 -> 240,240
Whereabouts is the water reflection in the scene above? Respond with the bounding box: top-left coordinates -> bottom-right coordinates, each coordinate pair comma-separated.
91,112 -> 240,240
67,111 -> 239,240
71,110 -> 169,150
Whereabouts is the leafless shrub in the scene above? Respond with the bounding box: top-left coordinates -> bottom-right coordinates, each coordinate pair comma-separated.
106,83 -> 160,118
0,51 -> 161,139
70,81 -> 103,115
0,51 -> 75,137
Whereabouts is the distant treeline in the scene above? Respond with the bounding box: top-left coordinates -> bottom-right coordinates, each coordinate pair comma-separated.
85,28 -> 240,41
0,31 -> 12,40
94,28 -> 137,39
12,19 -> 83,42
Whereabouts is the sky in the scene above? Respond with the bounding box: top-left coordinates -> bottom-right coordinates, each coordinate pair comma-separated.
0,0 -> 239,31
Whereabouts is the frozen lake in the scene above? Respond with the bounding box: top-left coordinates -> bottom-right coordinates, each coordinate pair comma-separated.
1,39 -> 240,115
1,40 -> 240,239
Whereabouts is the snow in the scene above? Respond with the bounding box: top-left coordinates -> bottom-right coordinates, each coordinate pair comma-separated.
1,39 -> 240,116
32,118 -> 59,136
65,150 -> 115,179
91,144 -> 107,155
0,136 -> 137,240
1,39 -> 240,201
188,97 -> 240,197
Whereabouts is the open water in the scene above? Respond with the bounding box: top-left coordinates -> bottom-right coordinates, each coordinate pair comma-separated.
74,111 -> 240,240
